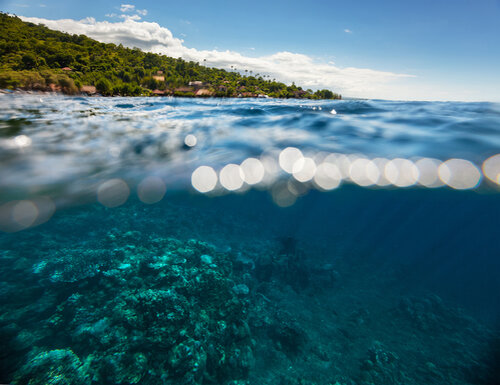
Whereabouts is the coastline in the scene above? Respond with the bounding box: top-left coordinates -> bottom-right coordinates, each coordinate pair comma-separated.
0,88 -> 341,100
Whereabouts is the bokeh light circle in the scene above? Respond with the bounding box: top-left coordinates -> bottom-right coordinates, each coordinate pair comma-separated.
97,179 -> 130,207
220,164 -> 245,191
240,158 -> 265,185
137,176 -> 166,204
438,159 -> 481,190
483,154 -> 500,185
279,147 -> 303,174
191,166 -> 218,193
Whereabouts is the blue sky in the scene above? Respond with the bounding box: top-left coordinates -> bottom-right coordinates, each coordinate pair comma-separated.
3,0 -> 500,101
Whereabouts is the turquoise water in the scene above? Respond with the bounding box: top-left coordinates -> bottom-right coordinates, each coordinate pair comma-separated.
1,95 -> 500,384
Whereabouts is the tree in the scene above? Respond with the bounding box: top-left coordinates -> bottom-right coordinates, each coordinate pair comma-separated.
21,53 -> 37,69
96,78 -> 112,96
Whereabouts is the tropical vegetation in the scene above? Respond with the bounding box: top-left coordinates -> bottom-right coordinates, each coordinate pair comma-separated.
0,13 -> 341,99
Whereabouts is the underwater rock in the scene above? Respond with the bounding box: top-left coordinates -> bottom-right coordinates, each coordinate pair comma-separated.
18,237 -> 252,385
358,341 -> 405,385
267,318 -> 307,356
396,295 -> 465,332
33,247 -> 111,284
233,252 -> 255,271
13,349 -> 90,385
200,254 -> 213,264
232,284 -> 250,296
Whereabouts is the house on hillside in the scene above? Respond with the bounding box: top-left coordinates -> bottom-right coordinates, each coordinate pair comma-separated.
195,89 -> 214,97
174,86 -> 195,96
238,92 -> 256,98
151,89 -> 166,96
80,85 -> 97,95
188,81 -> 207,89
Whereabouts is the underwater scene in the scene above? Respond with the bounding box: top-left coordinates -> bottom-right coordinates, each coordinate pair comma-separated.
1,95 -> 500,385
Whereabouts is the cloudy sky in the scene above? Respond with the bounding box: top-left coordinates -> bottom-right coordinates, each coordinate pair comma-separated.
3,0 -> 500,101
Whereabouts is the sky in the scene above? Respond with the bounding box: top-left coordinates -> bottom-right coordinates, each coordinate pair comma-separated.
2,0 -> 500,101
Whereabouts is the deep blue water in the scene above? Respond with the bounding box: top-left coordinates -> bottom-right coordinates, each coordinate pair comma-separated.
1,95 -> 499,385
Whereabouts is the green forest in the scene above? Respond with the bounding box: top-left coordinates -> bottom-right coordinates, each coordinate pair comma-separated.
0,13 -> 341,99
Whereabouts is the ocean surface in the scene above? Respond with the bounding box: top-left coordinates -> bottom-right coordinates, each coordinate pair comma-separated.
1,95 -> 499,385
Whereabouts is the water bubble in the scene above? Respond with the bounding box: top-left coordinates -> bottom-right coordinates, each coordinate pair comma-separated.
137,176 -> 166,204
191,166 -> 218,193
97,179 -> 130,207
219,164 -> 245,191
438,159 -> 481,190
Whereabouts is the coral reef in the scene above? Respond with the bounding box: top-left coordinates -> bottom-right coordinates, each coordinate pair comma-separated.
0,200 -> 498,385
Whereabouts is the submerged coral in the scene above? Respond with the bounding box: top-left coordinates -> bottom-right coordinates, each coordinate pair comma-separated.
5,234 -> 254,384
0,200 -> 498,385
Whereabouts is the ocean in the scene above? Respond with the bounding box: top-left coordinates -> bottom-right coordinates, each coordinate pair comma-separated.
1,95 -> 499,385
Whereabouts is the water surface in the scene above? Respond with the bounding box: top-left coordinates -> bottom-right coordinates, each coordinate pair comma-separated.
1,95 -> 499,385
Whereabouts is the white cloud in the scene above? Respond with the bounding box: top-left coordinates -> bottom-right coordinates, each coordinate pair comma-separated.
137,9 -> 148,16
120,4 -> 135,13
120,14 -> 141,21
344,28 -> 352,33
18,15 -> 420,99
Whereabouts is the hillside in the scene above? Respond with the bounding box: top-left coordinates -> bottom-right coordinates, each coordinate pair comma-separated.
0,13 -> 341,99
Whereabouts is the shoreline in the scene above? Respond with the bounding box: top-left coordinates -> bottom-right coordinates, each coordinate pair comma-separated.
0,88 -> 341,100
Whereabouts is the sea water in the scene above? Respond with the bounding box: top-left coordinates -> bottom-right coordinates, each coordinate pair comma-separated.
1,95 -> 499,385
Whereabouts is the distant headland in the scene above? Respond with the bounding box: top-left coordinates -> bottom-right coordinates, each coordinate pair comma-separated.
0,13 -> 341,99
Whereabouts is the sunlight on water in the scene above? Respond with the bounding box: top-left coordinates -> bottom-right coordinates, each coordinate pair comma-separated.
97,179 -> 130,207
1,96 -> 500,385
384,158 -> 419,187
240,158 -> 265,185
219,164 -> 245,191
438,159 -> 481,190
137,176 -> 166,204
279,147 -> 304,174
191,165 -> 218,193
483,154 -> 500,185
349,158 -> 379,187
184,134 -> 197,147
0,95 -> 499,231
313,162 -> 342,190
292,157 -> 316,182
415,158 -> 444,188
